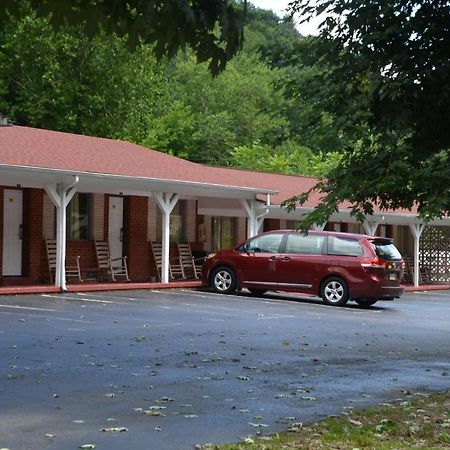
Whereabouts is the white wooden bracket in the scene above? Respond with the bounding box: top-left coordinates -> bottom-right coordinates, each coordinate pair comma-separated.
363,220 -> 379,236
241,196 -> 270,238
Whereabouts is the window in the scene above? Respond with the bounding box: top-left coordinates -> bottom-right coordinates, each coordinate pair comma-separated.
156,200 -> 186,242
67,193 -> 91,240
246,233 -> 283,254
372,240 -> 402,261
212,217 -> 236,251
285,233 -> 325,255
328,236 -> 363,256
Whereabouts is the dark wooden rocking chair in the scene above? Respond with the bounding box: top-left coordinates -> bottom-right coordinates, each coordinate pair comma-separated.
177,242 -> 205,279
95,240 -> 130,282
45,239 -> 83,283
150,241 -> 185,281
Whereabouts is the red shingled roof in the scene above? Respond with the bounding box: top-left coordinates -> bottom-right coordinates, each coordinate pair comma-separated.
212,166 -> 325,207
0,125 -> 316,204
0,125 -> 415,213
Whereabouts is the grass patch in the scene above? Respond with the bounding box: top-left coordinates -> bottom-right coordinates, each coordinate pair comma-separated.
210,390 -> 450,449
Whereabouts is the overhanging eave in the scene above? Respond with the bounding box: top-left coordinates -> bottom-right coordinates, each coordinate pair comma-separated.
0,164 -> 278,200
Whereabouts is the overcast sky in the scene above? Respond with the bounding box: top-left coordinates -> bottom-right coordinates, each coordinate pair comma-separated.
249,0 -> 322,36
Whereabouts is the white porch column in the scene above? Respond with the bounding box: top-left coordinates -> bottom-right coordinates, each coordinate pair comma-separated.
45,177 -> 78,290
240,197 -> 270,238
311,223 -> 325,231
154,192 -> 179,283
363,220 -> 379,236
409,222 -> 425,288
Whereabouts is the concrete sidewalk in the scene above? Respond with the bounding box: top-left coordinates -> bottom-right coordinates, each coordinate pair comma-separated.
0,281 -> 448,296
0,280 -> 203,295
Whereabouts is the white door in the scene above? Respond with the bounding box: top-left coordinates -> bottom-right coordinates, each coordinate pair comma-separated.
2,189 -> 23,276
108,196 -> 124,260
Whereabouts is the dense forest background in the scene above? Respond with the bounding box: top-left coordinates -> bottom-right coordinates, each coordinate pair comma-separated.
0,2 -> 342,178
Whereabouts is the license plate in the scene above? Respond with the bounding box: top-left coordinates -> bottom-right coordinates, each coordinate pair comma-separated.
389,273 -> 397,280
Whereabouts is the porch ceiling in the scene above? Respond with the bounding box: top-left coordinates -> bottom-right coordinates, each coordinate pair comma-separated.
0,164 -> 277,200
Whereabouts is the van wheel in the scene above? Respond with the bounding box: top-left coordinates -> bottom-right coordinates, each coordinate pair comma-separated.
355,299 -> 378,307
247,288 -> 267,297
321,277 -> 349,306
211,266 -> 236,294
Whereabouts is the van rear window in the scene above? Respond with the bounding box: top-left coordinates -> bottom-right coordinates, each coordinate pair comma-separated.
372,240 -> 402,261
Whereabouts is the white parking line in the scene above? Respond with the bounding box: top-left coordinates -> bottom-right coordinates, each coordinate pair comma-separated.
52,291 -> 297,318
0,310 -> 91,323
0,304 -> 57,312
41,294 -> 116,304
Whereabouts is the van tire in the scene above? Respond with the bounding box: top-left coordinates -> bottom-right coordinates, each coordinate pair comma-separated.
355,299 -> 378,307
211,266 -> 237,295
247,288 -> 267,297
320,277 -> 349,306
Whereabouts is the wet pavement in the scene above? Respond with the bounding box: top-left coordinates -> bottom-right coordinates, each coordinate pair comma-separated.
0,289 -> 449,450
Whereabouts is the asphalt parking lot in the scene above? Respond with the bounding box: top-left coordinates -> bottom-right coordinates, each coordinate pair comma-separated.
1,288 -> 450,450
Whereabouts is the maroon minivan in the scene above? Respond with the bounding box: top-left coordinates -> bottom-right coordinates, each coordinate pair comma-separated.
202,230 -> 404,307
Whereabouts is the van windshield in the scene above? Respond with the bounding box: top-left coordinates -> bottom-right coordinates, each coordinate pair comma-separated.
372,240 -> 402,261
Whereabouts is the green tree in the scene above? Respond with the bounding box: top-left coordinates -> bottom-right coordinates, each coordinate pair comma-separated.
0,0 -> 248,75
231,141 -> 342,177
0,5 -> 166,138
139,52 -> 288,165
243,5 -> 304,68
283,0 -> 450,227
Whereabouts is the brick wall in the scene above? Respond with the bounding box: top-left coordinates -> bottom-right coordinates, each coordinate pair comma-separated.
125,196 -> 150,282
263,218 -> 280,232
148,196 -> 157,242
0,186 -> 3,282
23,188 -> 44,282
185,199 -> 196,242
238,217 -> 246,242
42,192 -> 55,239
91,193 -> 105,241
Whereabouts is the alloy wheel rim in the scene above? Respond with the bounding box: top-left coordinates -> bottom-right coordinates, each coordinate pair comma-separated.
324,281 -> 344,302
215,271 -> 232,291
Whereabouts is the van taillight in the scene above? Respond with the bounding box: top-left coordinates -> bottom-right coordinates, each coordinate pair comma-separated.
361,258 -> 403,270
360,257 -> 386,269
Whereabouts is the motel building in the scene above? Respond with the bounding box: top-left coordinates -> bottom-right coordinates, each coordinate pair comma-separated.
1,123 -> 450,294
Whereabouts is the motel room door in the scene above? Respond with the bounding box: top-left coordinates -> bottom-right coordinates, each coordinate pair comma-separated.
108,196 -> 124,260
2,189 -> 23,276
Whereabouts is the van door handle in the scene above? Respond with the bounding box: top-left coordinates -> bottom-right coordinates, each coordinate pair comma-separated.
19,224 -> 23,240
268,256 -> 277,262
281,256 -> 291,261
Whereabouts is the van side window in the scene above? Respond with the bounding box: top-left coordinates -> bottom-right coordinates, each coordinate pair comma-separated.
328,236 -> 363,256
247,234 -> 283,253
285,234 -> 325,255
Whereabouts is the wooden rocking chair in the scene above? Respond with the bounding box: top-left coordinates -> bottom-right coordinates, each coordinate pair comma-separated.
177,242 -> 205,279
45,239 -> 83,283
150,242 -> 185,281
95,241 -> 130,282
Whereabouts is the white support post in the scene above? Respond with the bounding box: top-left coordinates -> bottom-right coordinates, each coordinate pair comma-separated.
311,223 -> 325,231
409,222 -> 425,288
363,220 -> 379,236
240,198 -> 269,238
44,176 -> 79,290
154,192 -> 179,283
241,199 -> 256,238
